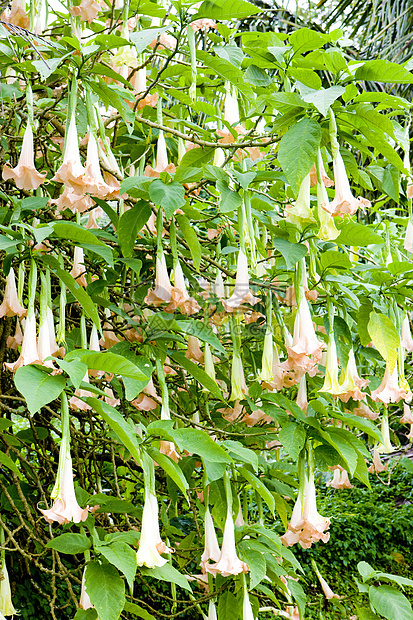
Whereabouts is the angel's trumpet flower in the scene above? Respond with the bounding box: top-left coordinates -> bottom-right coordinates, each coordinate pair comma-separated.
0,557 -> 16,617
337,349 -> 369,402
230,352 -> 248,401
167,262 -> 200,315
404,219 -> 413,253
0,268 -> 26,318
371,363 -> 409,404
285,174 -> 314,226
71,246 -> 87,287
52,115 -> 86,192
222,250 -> 260,311
325,150 -> 370,216
145,252 -> 173,306
145,131 -> 176,177
401,315 -> 413,353
242,584 -> 255,620
319,335 -> 341,396
68,0 -> 102,24
200,505 -> 221,573
2,122 -> 46,190
312,561 -> 342,600
79,568 -> 94,610
286,297 -> 324,374
39,394 -> 89,524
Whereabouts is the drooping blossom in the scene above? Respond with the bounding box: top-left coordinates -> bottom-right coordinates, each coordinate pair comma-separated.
69,372 -> 93,411
258,330 -> 273,383
6,318 -> 23,350
3,0 -> 30,27
69,0 -> 102,24
52,187 -> 94,214
337,349 -> 369,402
145,253 -> 173,306
242,584 -> 255,620
285,174 -> 315,226
400,402 -> 413,424
377,409 -> 393,454
282,465 -> 330,549
324,150 -> 370,216
263,344 -> 291,390
206,479 -> 248,577
71,246 -> 87,287
368,449 -> 387,474
190,18 -> 217,31
2,122 -> 46,190
319,335 -> 342,396
185,335 -> 204,363
353,400 -> 379,420
79,568 -> 94,610
0,558 -> 16,617
204,343 -> 217,385
404,220 -> 413,253
82,132 -> 112,198
285,297 -> 324,374
132,377 -> 159,411
371,363 -> 409,404
200,506 -> 221,573
296,374 -> 308,413
166,262 -> 200,315
327,466 -> 353,490
230,352 -> 248,401
4,311 -> 40,373
316,177 -> 340,241
222,250 -> 260,311
144,131 -> 176,177
39,395 -> 89,524
312,561 -> 342,600
216,83 -> 246,144
132,69 -> 159,110
401,315 -> 413,353
0,268 -> 26,318
206,600 -> 218,620
52,116 -> 86,192
309,161 -> 333,187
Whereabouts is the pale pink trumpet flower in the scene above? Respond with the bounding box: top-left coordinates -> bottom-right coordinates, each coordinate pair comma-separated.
71,246 -> 87,287
400,402 -> 413,424
371,363 -> 409,404
404,220 -> 413,253
4,312 -> 40,372
312,561 -> 342,600
368,449 -> 387,473
222,250 -> 260,311
136,488 -> 170,568
68,0 -> 102,24
0,558 -> 16,617
145,253 -> 173,306
79,568 -> 94,610
2,122 -> 46,190
200,506 -> 221,573
353,400 -> 379,420
230,352 -> 248,401
401,315 -> 413,353
327,466 -> 353,490
242,584 -> 255,620
324,150 -> 370,216
285,297 -> 324,374
337,349 -> 369,402
83,132 -> 112,198
185,335 -> 204,363
145,131 -> 176,177
206,509 -> 248,577
0,268 -> 26,318
166,262 -> 200,315
52,116 -> 86,192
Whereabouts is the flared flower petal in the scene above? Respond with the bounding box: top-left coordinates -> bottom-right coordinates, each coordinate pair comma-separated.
0,268 -> 26,318
222,250 -> 260,311
2,122 -> 46,190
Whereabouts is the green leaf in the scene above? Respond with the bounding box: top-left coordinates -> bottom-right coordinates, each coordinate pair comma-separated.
278,118 -> 321,197
278,422 -> 306,461
130,27 -> 168,53
14,366 -> 66,415
194,0 -> 259,21
146,446 -> 189,497
320,249 -> 353,271
367,312 -> 399,370
223,440 -> 258,471
355,60 -> 413,84
175,214 -> 202,271
176,320 -> 226,355
123,602 -> 156,620
0,452 -> 20,476
197,50 -> 254,100
32,57 -> 63,80
217,181 -> 242,213
52,222 -> 113,267
85,562 -> 125,620
273,238 -> 307,270
320,428 -> 358,475
336,222 -> 383,246
55,359 -> 88,390
179,147 -> 214,168
87,398 -> 141,466
140,562 -> 192,592
149,180 -> 186,220
174,428 -> 232,464
239,466 -> 275,516
167,351 -> 224,399
46,533 -> 91,554
98,542 -> 137,591
302,85 -> 345,117
369,585 -> 413,620
375,573 -> 413,588
354,607 -> 379,620
65,351 -> 148,381
289,28 -> 329,54
40,255 -> 100,330
217,591 -> 241,620
0,419 -> 12,431
118,202 -> 151,258
73,609 -> 98,620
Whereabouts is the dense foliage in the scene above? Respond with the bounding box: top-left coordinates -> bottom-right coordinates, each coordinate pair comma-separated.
0,0 -> 413,619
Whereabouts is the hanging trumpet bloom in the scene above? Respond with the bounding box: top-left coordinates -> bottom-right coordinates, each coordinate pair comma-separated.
0,268 -> 26,318
38,273 -> 54,369
5,0 -> 30,27
52,115 -> 86,192
404,219 -> 413,253
296,374 -> 308,413
222,250 -> 260,311
206,474 -> 248,577
145,130 -> 176,177
258,330 -> 273,383
377,409 -> 393,454
371,363 -> 409,404
2,122 -> 46,190
353,400 -> 379,420
337,349 -> 369,402
200,505 -> 221,573
71,246 -> 87,287
368,449 -> 387,474
319,335 -> 342,396
285,174 -> 315,226
83,131 -> 112,198
327,466 -> 353,490
312,561 -> 342,600
185,335 -> 204,363
316,178 -> 340,241
230,352 -> 248,401
242,584 -> 255,620
0,557 -> 16,617
145,252 -> 173,306
400,402 -> 413,424
401,315 -> 413,353
207,600 -> 218,620
309,161 -> 333,187
285,297 -> 324,374
7,318 -> 23,350
136,453 -> 171,568
79,568 -> 94,610
68,0 -> 102,24
204,343 -> 217,385
39,394 -> 89,524
325,150 -> 370,216
167,261 -> 200,315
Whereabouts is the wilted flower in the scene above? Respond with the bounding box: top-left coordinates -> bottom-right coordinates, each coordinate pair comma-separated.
200,506 -> 221,573
222,250 -> 260,311
2,122 -> 46,190
0,268 -> 26,318
39,395 -> 89,524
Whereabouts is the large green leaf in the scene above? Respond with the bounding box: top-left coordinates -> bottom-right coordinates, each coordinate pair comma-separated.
369,585 -> 413,620
355,60 -> 413,84
302,85 -> 345,117
239,466 -> 275,516
87,398 -> 141,466
98,542 -> 137,591
278,422 -> 306,461
140,563 -> 192,592
52,222 -> 113,266
173,428 -> 232,464
367,312 -> 399,370
146,446 -> 189,497
289,28 -> 329,54
176,319 -> 226,355
149,180 -> 186,220
14,366 -> 66,415
65,351 -> 148,381
194,0 -> 259,20
130,26 -> 168,53
85,562 -> 125,620
197,50 -> 254,100
167,351 -> 224,399
46,533 -> 91,554
123,603 -> 156,620
273,238 -> 307,270
336,222 -> 383,246
217,591 -> 241,620
175,214 -> 202,271
278,118 -> 321,197
118,202 -> 151,258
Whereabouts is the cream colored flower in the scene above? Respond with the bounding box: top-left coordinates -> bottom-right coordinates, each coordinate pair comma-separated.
0,268 -> 26,318
325,150 -> 370,216
2,122 -> 46,190
145,254 -> 173,306
222,250 -> 260,311
200,506 -> 221,573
